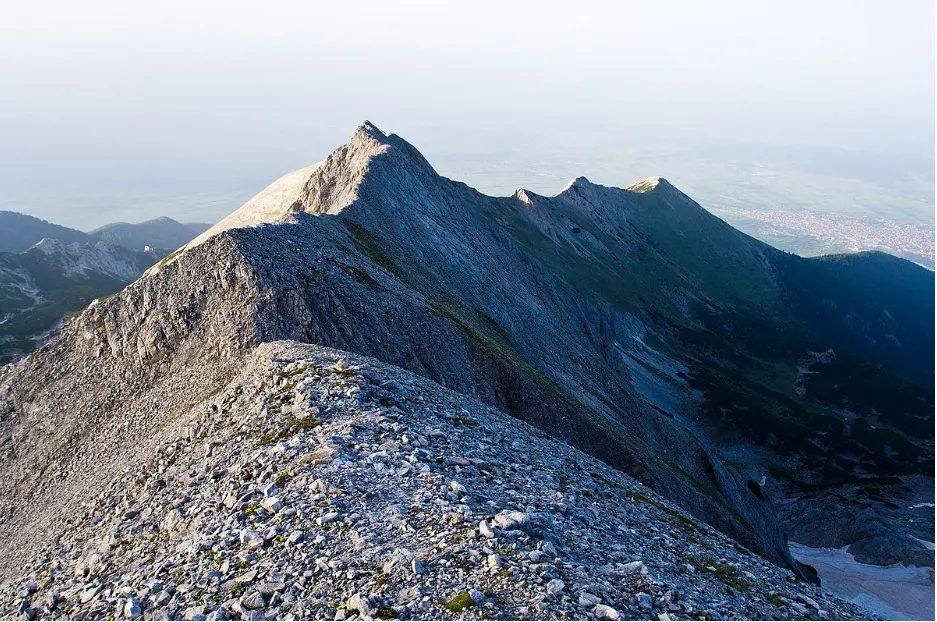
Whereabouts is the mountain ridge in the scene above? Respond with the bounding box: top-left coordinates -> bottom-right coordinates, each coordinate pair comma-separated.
1,123 -> 932,603
0,212 -> 211,254
90,217 -> 210,251
2,125 -> 801,575
0,341 -> 870,620
0,211 -> 90,253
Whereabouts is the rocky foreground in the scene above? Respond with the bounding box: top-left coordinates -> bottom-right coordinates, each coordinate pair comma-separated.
0,342 -> 870,620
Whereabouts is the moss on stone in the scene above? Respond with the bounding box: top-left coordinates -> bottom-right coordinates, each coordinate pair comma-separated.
258,415 -> 321,445
445,592 -> 475,613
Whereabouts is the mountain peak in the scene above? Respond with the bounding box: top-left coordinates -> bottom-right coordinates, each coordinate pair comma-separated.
514,188 -> 541,207
626,176 -> 672,193
352,119 -> 390,143
560,176 -> 596,193
178,122 -> 439,257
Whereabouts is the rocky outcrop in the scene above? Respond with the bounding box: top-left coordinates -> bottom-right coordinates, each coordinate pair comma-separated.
0,342 -> 869,620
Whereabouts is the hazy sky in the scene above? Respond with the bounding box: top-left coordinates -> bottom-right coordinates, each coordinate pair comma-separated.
1,0 -> 933,228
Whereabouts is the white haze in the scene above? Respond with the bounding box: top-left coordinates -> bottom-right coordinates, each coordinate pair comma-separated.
0,0 -> 933,230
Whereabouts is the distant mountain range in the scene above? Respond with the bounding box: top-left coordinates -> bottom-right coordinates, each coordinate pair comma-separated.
0,211 -> 210,253
0,211 -> 90,252
0,212 -> 211,363
89,216 -> 211,252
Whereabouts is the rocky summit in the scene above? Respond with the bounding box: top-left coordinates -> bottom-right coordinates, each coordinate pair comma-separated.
0,122 -> 932,620
0,343 -> 867,620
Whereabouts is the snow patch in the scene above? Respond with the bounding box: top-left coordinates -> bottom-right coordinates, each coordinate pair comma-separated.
790,542 -> 935,621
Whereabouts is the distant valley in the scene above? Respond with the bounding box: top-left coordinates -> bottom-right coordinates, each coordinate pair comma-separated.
0,212 -> 209,363
708,206 -> 934,269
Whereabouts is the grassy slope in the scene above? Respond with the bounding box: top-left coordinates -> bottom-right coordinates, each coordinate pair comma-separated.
476,182 -> 934,492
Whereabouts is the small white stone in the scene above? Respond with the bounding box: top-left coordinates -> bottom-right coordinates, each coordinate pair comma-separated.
545,579 -> 565,595
579,592 -> 601,607
124,597 -> 142,618
261,496 -> 282,513
318,512 -> 340,525
622,560 -> 646,574
478,520 -> 495,539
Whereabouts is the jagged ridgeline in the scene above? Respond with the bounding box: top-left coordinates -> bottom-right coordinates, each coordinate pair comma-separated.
0,123 -> 932,611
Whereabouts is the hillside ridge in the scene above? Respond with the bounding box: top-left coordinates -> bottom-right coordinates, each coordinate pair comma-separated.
0,341 -> 869,620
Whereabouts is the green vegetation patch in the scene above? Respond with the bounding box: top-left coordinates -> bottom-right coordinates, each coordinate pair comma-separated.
590,471 -> 624,489
629,490 -> 708,538
428,298 -> 569,400
712,561 -> 750,591
280,364 -> 309,378
156,247 -> 186,267
445,592 -> 475,613
343,220 -> 408,283
273,469 -> 293,487
258,415 -> 321,445
334,260 -> 384,291
690,555 -> 751,592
